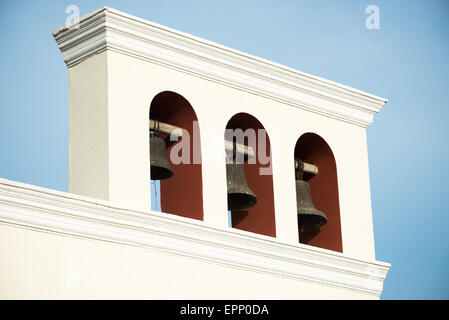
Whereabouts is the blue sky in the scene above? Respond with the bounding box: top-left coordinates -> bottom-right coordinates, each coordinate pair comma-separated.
0,0 -> 448,299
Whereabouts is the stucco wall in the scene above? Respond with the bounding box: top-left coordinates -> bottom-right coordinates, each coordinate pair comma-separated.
69,50 -> 375,260
0,223 -> 376,299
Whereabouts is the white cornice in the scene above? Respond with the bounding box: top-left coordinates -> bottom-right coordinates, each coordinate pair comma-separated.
53,7 -> 387,128
0,178 -> 390,297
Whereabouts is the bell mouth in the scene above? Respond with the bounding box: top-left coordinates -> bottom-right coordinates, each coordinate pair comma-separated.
298,213 -> 327,231
151,166 -> 174,180
227,193 -> 258,211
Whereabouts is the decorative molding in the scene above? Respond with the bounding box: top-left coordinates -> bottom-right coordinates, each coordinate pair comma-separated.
53,7 -> 387,128
0,178 -> 390,297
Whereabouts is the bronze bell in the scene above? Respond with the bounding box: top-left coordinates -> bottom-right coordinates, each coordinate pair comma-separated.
296,160 -> 327,231
226,141 -> 257,210
150,132 -> 174,180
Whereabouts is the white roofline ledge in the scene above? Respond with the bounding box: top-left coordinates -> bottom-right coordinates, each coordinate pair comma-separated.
0,178 -> 390,297
53,7 -> 387,128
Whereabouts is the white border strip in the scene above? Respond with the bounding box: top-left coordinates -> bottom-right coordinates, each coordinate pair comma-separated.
0,178 -> 390,297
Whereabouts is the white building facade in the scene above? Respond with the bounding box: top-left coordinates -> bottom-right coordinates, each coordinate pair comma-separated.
0,7 -> 389,299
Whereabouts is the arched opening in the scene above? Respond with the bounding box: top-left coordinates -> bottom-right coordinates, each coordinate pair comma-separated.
149,91 -> 203,221
225,113 -> 276,237
294,133 -> 342,252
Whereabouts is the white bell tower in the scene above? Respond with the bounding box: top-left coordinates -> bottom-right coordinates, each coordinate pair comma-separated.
0,7 -> 390,299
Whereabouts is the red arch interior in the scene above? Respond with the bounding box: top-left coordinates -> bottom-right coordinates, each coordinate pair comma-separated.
226,113 -> 276,237
295,133 -> 342,252
150,91 -> 203,221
